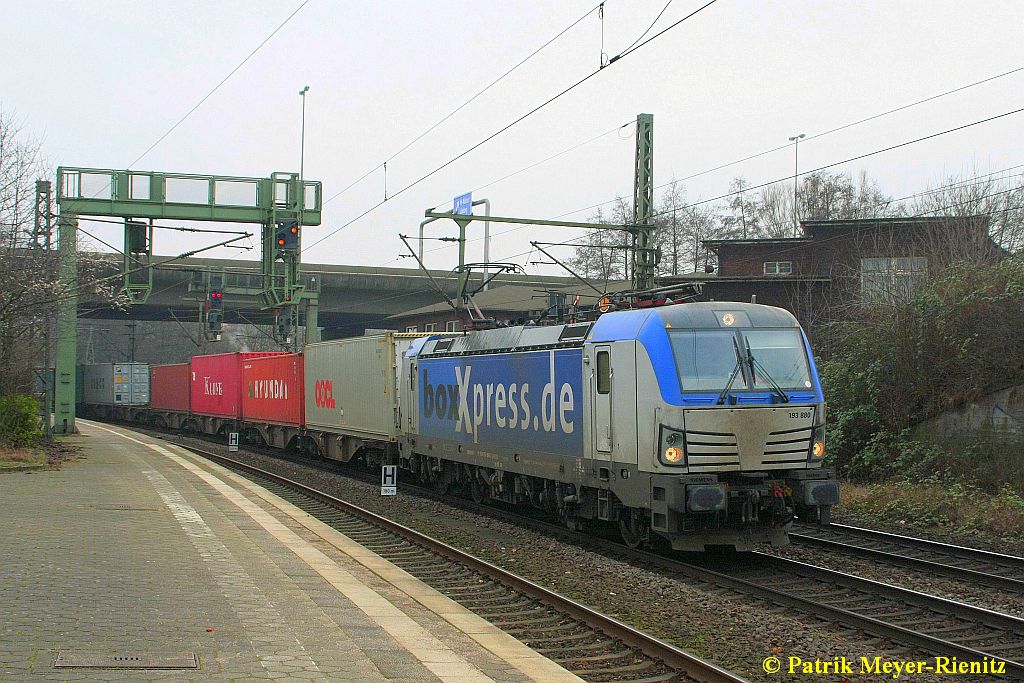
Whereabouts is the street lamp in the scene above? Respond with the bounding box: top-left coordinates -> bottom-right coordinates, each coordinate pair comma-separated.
299,86 -> 310,180
788,133 -> 805,236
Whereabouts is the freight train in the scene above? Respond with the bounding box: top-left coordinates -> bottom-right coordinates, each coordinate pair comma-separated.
80,302 -> 839,551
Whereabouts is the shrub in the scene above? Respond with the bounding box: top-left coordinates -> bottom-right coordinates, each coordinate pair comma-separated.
823,261 -> 1024,490
0,394 -> 42,447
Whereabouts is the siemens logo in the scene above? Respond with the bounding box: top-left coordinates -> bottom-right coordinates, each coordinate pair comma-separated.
420,350 -> 578,446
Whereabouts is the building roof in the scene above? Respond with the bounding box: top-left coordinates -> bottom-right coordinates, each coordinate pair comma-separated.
799,215 -> 988,233
703,237 -> 812,248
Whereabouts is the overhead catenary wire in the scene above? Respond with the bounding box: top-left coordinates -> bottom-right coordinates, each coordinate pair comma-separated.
126,0 -> 311,168
303,0 -> 720,254
322,1 -> 607,208
555,65 -> 1024,219
618,0 -> 674,56
638,107 -> 1024,219
485,156 -> 1024,268
376,119 -> 634,266
405,162 -> 1024,268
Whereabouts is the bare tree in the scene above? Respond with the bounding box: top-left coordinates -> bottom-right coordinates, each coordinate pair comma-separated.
0,111 -> 123,394
565,198 -> 631,283
909,170 -> 1024,255
721,177 -> 759,240
654,179 -> 687,276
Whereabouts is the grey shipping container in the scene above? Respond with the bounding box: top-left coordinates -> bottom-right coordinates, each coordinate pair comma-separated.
80,363 -> 150,406
304,333 -> 437,441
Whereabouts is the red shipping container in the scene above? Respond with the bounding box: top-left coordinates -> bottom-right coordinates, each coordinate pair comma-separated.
190,352 -> 283,419
150,363 -> 190,412
242,354 -> 304,427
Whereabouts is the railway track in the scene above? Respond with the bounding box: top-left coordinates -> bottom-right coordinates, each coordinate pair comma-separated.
159,430 -> 1024,679
716,553 -> 1024,679
790,522 -> 1024,593
175,441 -> 747,683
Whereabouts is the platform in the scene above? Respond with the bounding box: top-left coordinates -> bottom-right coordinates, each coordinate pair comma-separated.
0,420 -> 582,682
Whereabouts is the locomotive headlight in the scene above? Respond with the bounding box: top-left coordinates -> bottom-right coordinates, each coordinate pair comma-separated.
664,446 -> 684,463
809,424 -> 826,459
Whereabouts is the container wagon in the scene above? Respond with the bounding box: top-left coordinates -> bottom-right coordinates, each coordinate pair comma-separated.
149,363 -> 191,430
77,363 -> 149,420
189,352 -> 283,434
241,353 -> 304,449
304,333 -> 440,464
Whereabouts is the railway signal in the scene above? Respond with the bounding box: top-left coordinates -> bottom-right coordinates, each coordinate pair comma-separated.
276,219 -> 300,251
206,289 -> 223,338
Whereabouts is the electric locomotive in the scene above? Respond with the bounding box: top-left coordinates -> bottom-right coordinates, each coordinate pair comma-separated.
401,301 -> 837,551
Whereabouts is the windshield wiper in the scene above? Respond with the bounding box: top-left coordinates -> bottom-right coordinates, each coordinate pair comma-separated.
744,337 -> 790,404
716,336 -> 745,405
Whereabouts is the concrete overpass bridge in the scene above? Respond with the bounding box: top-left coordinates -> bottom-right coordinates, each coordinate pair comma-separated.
78,255 -> 576,338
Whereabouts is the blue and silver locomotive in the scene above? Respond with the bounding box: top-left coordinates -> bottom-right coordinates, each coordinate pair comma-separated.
400,302 -> 838,551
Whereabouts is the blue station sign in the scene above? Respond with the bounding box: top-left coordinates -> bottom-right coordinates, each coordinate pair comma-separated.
453,192 -> 473,216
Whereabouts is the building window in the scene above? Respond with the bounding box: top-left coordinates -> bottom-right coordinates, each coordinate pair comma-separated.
445,320 -> 459,332
424,323 -> 437,332
763,261 -> 793,275
860,257 -> 927,302
406,325 -> 418,333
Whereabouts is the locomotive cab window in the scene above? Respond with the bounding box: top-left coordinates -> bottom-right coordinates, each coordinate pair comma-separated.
741,329 -> 812,389
669,330 -> 741,391
596,350 -> 610,394
669,328 -> 812,392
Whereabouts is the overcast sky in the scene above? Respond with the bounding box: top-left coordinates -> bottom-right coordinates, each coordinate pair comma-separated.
5,0 -> 1023,274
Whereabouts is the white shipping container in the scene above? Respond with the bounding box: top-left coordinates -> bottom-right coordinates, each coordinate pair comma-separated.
304,333 -> 435,441
80,363 -> 150,406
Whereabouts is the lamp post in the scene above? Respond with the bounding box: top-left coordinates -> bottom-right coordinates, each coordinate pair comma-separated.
788,133 -> 805,236
299,86 -> 310,180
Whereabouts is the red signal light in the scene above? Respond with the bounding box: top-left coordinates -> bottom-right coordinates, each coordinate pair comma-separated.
290,226 -> 298,234
277,238 -> 286,246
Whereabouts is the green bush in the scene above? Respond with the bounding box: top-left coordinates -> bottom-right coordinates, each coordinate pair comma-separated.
0,394 -> 42,447
823,261 -> 1024,490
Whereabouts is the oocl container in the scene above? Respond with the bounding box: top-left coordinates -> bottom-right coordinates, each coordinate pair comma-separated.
241,353 -> 304,427
190,352 -> 282,419
150,363 -> 191,413
304,333 -> 434,440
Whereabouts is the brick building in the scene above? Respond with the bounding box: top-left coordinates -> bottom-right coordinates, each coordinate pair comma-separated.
665,216 -> 999,349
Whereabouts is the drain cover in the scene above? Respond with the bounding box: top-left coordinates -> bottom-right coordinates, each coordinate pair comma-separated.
94,504 -> 159,511
54,652 -> 198,669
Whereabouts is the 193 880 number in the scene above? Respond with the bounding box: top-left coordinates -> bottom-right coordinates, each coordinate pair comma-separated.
788,411 -> 812,419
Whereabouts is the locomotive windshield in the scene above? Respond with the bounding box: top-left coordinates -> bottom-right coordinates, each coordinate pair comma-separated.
669,328 -> 812,392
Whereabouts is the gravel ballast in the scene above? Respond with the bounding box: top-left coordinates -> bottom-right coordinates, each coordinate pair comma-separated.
148,432 -> 987,683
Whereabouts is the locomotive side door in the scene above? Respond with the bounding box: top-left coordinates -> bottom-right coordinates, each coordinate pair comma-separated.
593,344 -> 613,455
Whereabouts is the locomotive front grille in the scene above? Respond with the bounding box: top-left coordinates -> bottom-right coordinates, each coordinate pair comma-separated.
761,426 -> 812,466
685,430 -> 740,471
682,407 -> 816,472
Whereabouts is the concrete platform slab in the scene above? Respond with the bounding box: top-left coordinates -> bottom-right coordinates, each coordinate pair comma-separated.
0,419 -> 582,682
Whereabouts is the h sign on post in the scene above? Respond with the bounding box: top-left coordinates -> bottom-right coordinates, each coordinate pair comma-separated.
228,432 -> 239,452
453,192 -> 473,216
381,465 -> 397,496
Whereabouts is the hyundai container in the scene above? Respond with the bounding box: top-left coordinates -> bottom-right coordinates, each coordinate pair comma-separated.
241,353 -> 304,427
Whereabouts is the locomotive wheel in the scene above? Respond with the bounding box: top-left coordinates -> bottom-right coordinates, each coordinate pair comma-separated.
470,478 -> 488,504
619,509 -> 648,549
